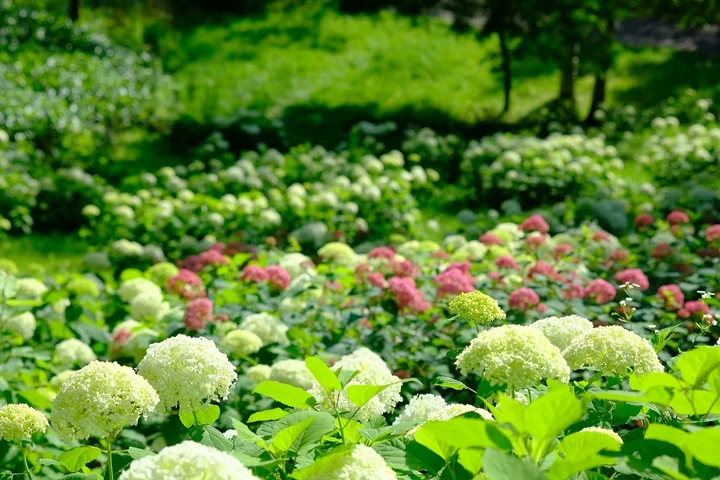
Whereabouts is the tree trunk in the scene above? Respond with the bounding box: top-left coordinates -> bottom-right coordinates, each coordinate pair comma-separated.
498,28 -> 512,114
587,13 -> 616,122
559,39 -> 576,106
69,0 -> 81,22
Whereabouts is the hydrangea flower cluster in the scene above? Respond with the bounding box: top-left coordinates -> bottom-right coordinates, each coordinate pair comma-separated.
221,329 -> 264,357
137,335 -> 237,413
269,359 -> 315,390
246,364 -> 272,383
530,315 -> 594,351
584,279 -> 616,304
118,278 -> 161,303
16,277 -> 48,298
298,445 -> 396,480
65,277 -> 101,297
0,404 -> 49,442
2,311 -> 36,340
184,298 -> 215,330
388,277 -> 430,313
119,441 -> 259,480
53,338 -> 97,365
580,426 -> 624,444
146,262 -> 179,287
238,312 -> 290,345
563,326 -> 663,377
310,348 -> 402,421
657,284 -> 684,310
508,287 -> 541,311
166,269 -> 206,300
51,361 -> 159,441
392,394 -> 447,425
130,292 -> 170,321
615,269 -> 650,291
448,290 -> 506,325
456,325 -> 571,389
434,263 -> 475,297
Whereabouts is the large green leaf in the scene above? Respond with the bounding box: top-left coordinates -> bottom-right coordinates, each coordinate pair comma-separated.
629,372 -> 682,391
254,381 -> 316,409
194,404 -> 221,425
229,417 -> 266,448
587,387 -> 673,406
482,448 -> 547,480
58,446 -> 103,472
669,389 -> 720,416
547,431 -> 622,480
291,445 -> 357,479
197,425 -> 233,452
684,428 -> 720,468
415,418 -> 503,451
346,383 -> 394,409
269,417 -> 316,456
457,448 -> 484,475
248,408 -> 289,423
488,394 -> 527,433
258,411 -> 336,456
525,386 -> 583,441
675,347 -> 720,388
305,356 -> 341,392
433,376 -> 470,391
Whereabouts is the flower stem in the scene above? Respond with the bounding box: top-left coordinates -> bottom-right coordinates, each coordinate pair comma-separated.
106,439 -> 114,480
21,447 -> 34,480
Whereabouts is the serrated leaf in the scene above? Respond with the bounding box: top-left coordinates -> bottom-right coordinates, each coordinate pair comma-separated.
194,404 -> 221,425
482,448 -> 547,480
337,368 -> 359,387
229,417 -> 267,448
346,383 -> 395,408
0,471 -> 13,480
248,408 -> 289,423
254,381 -> 316,409
58,446 -> 103,472
525,386 -> 583,441
258,411 -> 336,455
199,425 -> 233,452
128,447 -> 155,460
269,417 -> 316,456
675,346 -> 720,388
433,376 -> 469,391
306,356 -> 341,392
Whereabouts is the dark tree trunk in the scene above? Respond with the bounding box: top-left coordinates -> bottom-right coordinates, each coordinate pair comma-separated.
70,0 -> 81,22
587,13 -> 616,122
498,28 -> 512,114
559,39 -> 576,106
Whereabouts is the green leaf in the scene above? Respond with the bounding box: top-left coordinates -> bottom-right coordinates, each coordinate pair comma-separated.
684,427 -> 720,467
674,346 -> 720,388
337,368 -> 359,387
228,417 -> 267,448
291,445 -> 357,479
525,386 -> 583,441
38,458 -> 62,466
669,389 -> 720,416
488,394 -> 527,432
458,448 -> 484,475
128,447 -> 155,460
248,408 -> 289,423
58,446 -> 103,472
346,383 -> 395,408
547,431 -> 622,480
60,475 -> 100,480
106,452 -> 133,479
254,381 -> 316,409
629,372 -> 682,391
406,441 -> 446,473
415,418 -> 504,451
305,356 -> 341,392
587,386 -> 673,406
19,388 -> 54,410
373,440 -> 410,471
482,448 -> 547,480
269,417 -> 316,456
199,425 -> 233,452
433,376 -> 469,391
0,470 -> 13,480
194,404 -> 221,425
258,411 -> 336,456
179,407 -> 195,428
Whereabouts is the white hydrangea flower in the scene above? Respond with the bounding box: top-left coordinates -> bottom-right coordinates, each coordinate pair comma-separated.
530,315 -> 594,351
0,404 -> 48,442
49,370 -> 75,391
443,234 -> 467,252
279,252 -> 315,278
269,359 -> 315,390
456,325 -> 571,390
317,242 -> 357,267
137,335 -> 237,413
51,361 -> 159,441
129,292 -> 170,321
392,394 -> 447,425
563,326 -> 663,377
238,313 -> 289,346
119,441 -> 259,480
54,338 -> 97,366
299,445 -> 396,480
112,240 -> 145,257
16,278 -> 48,298
118,278 -> 162,303
310,348 -> 402,422
3,312 -> 36,340
246,365 -> 272,383
221,329 -> 264,357
407,403 -> 494,438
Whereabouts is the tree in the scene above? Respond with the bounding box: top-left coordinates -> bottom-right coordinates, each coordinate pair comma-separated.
69,0 -> 81,22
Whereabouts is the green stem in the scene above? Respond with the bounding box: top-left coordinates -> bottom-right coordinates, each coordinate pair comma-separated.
21,447 -> 33,480
106,439 -> 114,480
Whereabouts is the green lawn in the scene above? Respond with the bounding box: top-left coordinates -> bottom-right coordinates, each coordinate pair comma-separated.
0,234 -> 89,274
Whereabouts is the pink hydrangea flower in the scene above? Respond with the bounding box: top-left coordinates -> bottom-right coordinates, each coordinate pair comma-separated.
634,214 -> 654,229
495,255 -> 517,269
584,279 -> 616,304
508,287 -> 540,311
527,261 -> 559,281
166,269 -> 206,300
562,282 -> 585,300
434,266 -> 474,298
705,225 -> 720,242
519,214 -> 550,233
325,280 -> 343,291
198,249 -> 228,266
525,234 -> 547,248
185,298 -> 214,331
368,247 -> 396,260
651,243 -> 673,259
592,231 -> 611,242
677,300 -> 711,320
554,244 -> 573,258
240,265 -> 269,283
615,269 -> 650,291
265,266 -> 291,290
367,272 -> 387,289
479,233 -> 503,246
391,259 -> 420,278
432,250 -> 451,260
388,277 -> 430,313
657,284 -> 684,311
667,210 -> 689,225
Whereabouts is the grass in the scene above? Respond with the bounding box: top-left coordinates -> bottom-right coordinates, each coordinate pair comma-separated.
0,234 -> 89,273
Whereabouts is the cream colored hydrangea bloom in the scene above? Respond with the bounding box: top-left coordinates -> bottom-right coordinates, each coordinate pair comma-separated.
221,329 -> 263,358
51,361 -> 159,441
54,338 -> 97,366
456,325 -> 571,389
117,278 -> 162,303
246,364 -> 272,383
3,311 -> 36,340
449,291 -> 506,325
119,441 -> 259,480
137,335 -> 237,413
238,313 -> 289,346
299,445 -> 396,480
129,292 -> 170,320
269,359 -> 314,390
16,278 -> 48,298
530,315 -> 594,351
0,404 -> 48,442
407,403 -> 494,438
392,394 -> 447,425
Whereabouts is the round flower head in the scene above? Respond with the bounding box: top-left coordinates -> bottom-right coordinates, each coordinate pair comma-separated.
221,329 -> 263,357
118,278 -> 162,303
16,278 -> 48,299
530,315 -> 594,351
238,313 -> 289,346
130,292 -> 170,321
270,359 -> 315,390
51,361 -> 159,441
407,403 -> 494,438
580,426 -> 623,444
0,259 -> 19,275
318,242 -> 357,266
393,394 -> 447,425
456,325 -> 570,389
119,441 -> 259,480
54,338 -> 97,366
246,364 -> 272,383
563,326 -> 664,377
184,298 -> 214,331
3,311 -> 36,340
50,370 -> 75,391
310,348 -> 402,422
147,262 -> 179,287
137,335 -> 237,413
448,291 -> 506,325
298,444 -> 396,480
66,277 -> 101,298
0,404 -> 48,442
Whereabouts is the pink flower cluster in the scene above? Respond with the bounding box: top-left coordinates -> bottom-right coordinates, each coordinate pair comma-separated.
525,234 -> 547,248
706,224 -> 720,242
592,231 -> 611,242
367,272 -> 387,288
657,284 -> 684,311
554,244 -> 573,258
677,300 -> 711,321
434,262 -> 475,297
479,233 -> 503,246
388,277 -> 430,313
615,269 -> 650,291
527,261 -> 559,281
185,298 -> 215,331
495,255 -> 517,269
180,249 -> 229,272
368,247 -> 396,260
634,214 -> 654,229
391,259 -> 420,278
240,265 -> 291,290
166,269 -> 206,300
519,214 -> 550,233
508,287 -> 540,311
584,279 -> 616,304
667,210 -> 689,225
